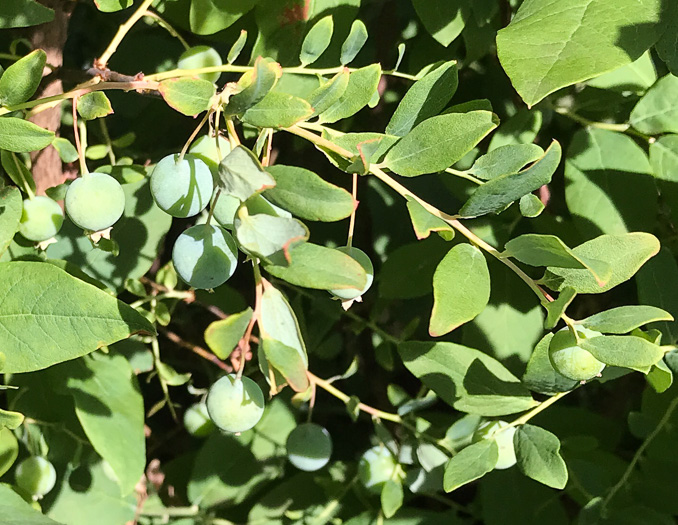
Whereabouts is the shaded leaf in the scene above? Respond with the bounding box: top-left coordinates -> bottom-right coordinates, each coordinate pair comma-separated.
77,92 -> 113,120
460,140 -> 561,217
205,308 -> 253,360
650,134 -> 678,182
406,197 -> 455,240
341,19 -> 368,64
443,439 -> 498,492
630,74 -> 678,134
412,0 -> 471,47
469,144 -> 544,180
0,0 -> 54,28
0,117 -> 54,152
225,57 -> 281,116
523,333 -> 578,395
300,15 -> 333,66
308,69 -> 350,117
398,341 -> 536,416
544,287 -> 577,330
0,484 -> 62,524
381,479 -> 404,518
217,145 -> 276,201
0,49 -> 46,107
190,0 -> 256,35
0,186 -> 22,256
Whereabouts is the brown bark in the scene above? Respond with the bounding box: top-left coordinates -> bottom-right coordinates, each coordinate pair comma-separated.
28,0 -> 73,195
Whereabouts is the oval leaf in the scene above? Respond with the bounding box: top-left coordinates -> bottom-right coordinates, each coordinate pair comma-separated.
320,64 -> 381,124
299,15 -> 333,66
0,186 -> 22,256
0,49 -> 46,107
384,111 -> 498,177
580,335 -> 664,371
430,243 -> 490,337
580,306 -> 674,334
0,261 -> 155,373
340,19 -> 368,64
241,92 -> 312,128
204,308 -> 253,360
234,209 -> 309,265
159,77 -> 216,116
443,439 -> 498,492
0,117 -> 55,152
514,424 -> 568,489
265,164 -> 354,222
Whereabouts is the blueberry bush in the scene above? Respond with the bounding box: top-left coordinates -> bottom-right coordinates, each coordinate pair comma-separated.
2,0 -> 678,524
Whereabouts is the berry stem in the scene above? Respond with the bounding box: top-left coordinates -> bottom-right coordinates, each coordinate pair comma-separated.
347,173 -> 358,248
143,11 -> 191,51
72,99 -> 88,175
237,261 -> 263,380
178,110 -> 211,162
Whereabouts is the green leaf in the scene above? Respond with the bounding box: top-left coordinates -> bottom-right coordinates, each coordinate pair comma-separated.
93,0 -> 133,12
234,208 -> 309,265
647,359 -> 673,393
630,74 -> 678,134
430,243 -> 490,337
265,164 -> 354,222
544,287 -> 577,330
300,15 -> 333,66
656,15 -> 678,76
581,335 -> 664,371
381,479 -> 404,518
204,308 -> 253,360
341,19 -> 368,64
0,407 -> 24,429
443,439 -> 498,492
488,108 -> 542,151
52,137 -> 79,163
405,197 -> 455,240
0,484 -> 62,524
565,128 -> 656,236
77,92 -> 113,120
156,361 -> 191,386
384,111 -> 498,177
259,281 -> 309,392
320,64 -> 381,124
263,242 -> 367,292
587,50 -> 657,93
62,353 -> 145,496
540,232 -> 660,294
519,194 -> 545,218
0,117 -> 55,152
228,30 -> 248,64
469,144 -> 544,180
398,341 -> 537,416
649,134 -> 678,182
581,306 -> 674,334
159,78 -> 215,117
0,261 -> 155,373
225,57 -> 281,116
460,140 -> 561,217
241,91 -> 312,128
188,431 -> 277,507
496,0 -> 664,106
0,426 -> 18,476
412,0 -> 471,47
386,60 -> 458,137
308,69 -> 350,117
514,424 -> 568,489
0,186 -> 21,256
1,151 -> 36,195
190,0 -> 257,35
320,131 -> 398,173
523,333 -> 578,395
217,145 -> 276,201
636,248 -> 678,344
0,49 -> 46,107
0,0 -> 54,28
503,234 -> 611,286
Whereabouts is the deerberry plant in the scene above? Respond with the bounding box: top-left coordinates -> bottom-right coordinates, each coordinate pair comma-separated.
1,0 -> 678,523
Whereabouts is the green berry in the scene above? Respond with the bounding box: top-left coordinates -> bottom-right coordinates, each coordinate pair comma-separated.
15,456 -> 57,498
183,402 -> 216,438
189,134 -> 231,176
358,446 -> 398,493
150,154 -> 214,218
172,223 -> 238,289
65,172 -> 125,231
177,45 -> 223,83
472,420 -> 517,470
286,423 -> 332,472
548,326 -> 605,381
206,374 -> 265,433
329,247 -> 374,300
19,196 -> 64,242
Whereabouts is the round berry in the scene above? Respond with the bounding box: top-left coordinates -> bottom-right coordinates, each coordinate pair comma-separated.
548,326 -> 605,381
329,247 -> 374,300
172,223 -> 238,289
65,172 -> 125,231
15,456 -> 57,498
358,446 -> 398,493
183,402 -> 216,438
472,420 -> 517,470
189,134 -> 231,176
177,46 -> 223,83
150,154 -> 214,218
206,374 -> 265,433
286,423 -> 332,472
19,196 -> 64,242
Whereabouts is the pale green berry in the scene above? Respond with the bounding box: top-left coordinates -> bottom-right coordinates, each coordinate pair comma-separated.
19,196 -> 64,242
549,326 -> 605,381
206,374 -> 265,433
65,172 -> 125,231
286,423 -> 332,471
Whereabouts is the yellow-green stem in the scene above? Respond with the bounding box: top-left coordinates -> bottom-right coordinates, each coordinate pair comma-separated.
98,0 -> 156,68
